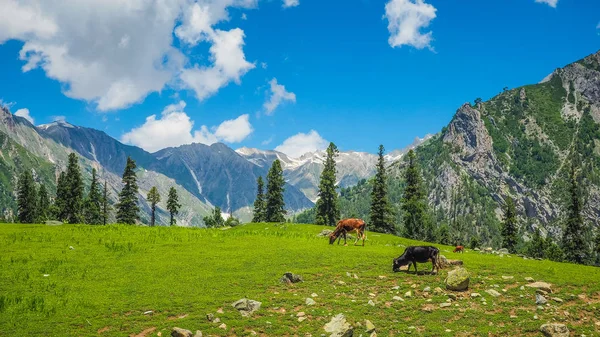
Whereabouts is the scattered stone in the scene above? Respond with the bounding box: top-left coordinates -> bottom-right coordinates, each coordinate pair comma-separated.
498,248 -> 509,254
346,272 -> 352,277
411,283 -> 417,289
365,320 -> 376,333
526,282 -> 552,293
434,287 -> 443,294
280,272 -> 303,284
534,315 -> 539,320
404,291 -> 412,298
369,293 -> 376,297
354,274 -> 359,279
378,275 -> 387,279
536,294 -> 548,305
194,331 -> 202,337
306,298 -> 316,306
43,274 -> 50,277
440,303 -> 452,308
486,289 -> 501,297
143,310 -> 153,315
510,315 -> 517,319
338,281 -> 346,285
445,329 -> 452,332
368,300 -> 375,306
447,294 -> 457,300
552,297 -> 563,303
69,246 -> 75,250
311,293 -> 319,297
232,298 -> 262,317
323,313 -> 353,337
474,248 -> 480,251
370,333 -> 377,337
423,286 -> 431,292
392,296 -> 404,302
391,286 -> 400,290
445,267 -> 470,291
213,318 -> 221,324
216,308 -> 223,314
318,229 -> 333,237
438,255 -> 449,268
482,301 -> 487,305
218,324 -> 227,330
485,247 -> 493,253
525,277 -> 535,282
537,289 -> 550,296
540,323 -> 569,337
537,306 -> 545,311
446,299 -> 452,303
501,276 -> 514,280
470,293 -> 481,298
520,286 -> 525,290
171,328 -> 193,337
447,259 -> 464,266
297,312 -> 306,317
298,317 -> 307,322
206,313 -> 214,322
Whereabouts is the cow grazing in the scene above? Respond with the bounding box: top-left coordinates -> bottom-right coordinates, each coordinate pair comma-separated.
329,218 -> 367,246
453,245 -> 464,253
392,246 -> 440,274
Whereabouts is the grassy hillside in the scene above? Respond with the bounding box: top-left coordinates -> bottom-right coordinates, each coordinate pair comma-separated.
1,223 -> 599,336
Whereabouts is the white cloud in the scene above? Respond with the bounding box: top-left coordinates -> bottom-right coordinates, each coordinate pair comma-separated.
261,62 -> 267,69
180,28 -> 255,101
384,0 -> 437,50
51,115 -> 66,122
0,0 -> 258,111
263,78 -> 296,115
121,101 -> 253,152
283,0 -> 299,8
275,130 -> 328,158
597,22 -> 600,29
214,114 -> 253,142
534,0 -> 558,7
14,108 -> 34,124
261,136 -> 274,146
241,13 -> 247,20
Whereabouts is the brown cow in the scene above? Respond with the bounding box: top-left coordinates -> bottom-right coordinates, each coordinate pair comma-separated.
329,218 -> 367,246
453,245 -> 464,253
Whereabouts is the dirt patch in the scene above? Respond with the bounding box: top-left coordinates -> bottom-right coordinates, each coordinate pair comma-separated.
97,326 -> 111,334
129,327 -> 156,337
167,314 -> 188,320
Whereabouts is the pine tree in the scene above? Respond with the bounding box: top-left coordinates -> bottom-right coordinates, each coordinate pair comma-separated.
37,184 -> 50,222
17,170 -> 37,223
252,176 -> 266,223
64,153 -> 84,224
102,181 -> 111,226
265,159 -> 286,222
401,150 -> 428,240
561,163 -> 590,264
147,186 -> 161,227
84,168 -> 103,225
370,145 -> 394,233
527,228 -> 548,259
501,196 -> 518,253
116,157 -> 140,225
204,207 -> 225,228
54,171 -> 69,221
166,187 -> 181,226
316,142 -> 340,226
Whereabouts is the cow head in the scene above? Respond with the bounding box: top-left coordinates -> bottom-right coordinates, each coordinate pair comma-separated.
329,232 -> 338,244
392,256 -> 409,272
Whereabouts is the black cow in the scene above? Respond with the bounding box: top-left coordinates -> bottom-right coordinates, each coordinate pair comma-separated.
392,246 -> 440,274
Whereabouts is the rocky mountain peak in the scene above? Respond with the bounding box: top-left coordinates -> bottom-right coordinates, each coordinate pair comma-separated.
443,103 -> 493,157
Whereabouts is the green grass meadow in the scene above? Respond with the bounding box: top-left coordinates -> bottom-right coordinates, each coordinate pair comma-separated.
1,223 -> 600,336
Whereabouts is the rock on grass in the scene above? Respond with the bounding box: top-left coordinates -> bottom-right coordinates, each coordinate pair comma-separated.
445,267 -> 470,291
232,299 -> 261,317
540,323 -> 569,337
171,327 -> 193,337
324,314 -> 353,337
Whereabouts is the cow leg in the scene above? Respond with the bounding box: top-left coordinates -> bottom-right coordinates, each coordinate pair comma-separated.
353,230 -> 360,246
362,230 -> 366,247
414,262 -> 418,274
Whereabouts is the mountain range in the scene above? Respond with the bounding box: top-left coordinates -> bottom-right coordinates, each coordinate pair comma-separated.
0,105 -> 422,225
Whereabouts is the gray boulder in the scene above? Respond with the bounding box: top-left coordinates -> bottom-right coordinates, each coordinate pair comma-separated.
280,272 -> 303,284
232,298 -> 262,317
323,313 -> 353,337
536,294 -> 547,305
445,267 -> 470,291
318,229 -> 333,237
540,323 -> 569,337
171,327 -> 193,337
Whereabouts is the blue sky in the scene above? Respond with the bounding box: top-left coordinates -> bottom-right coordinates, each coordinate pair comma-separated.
0,0 -> 598,157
